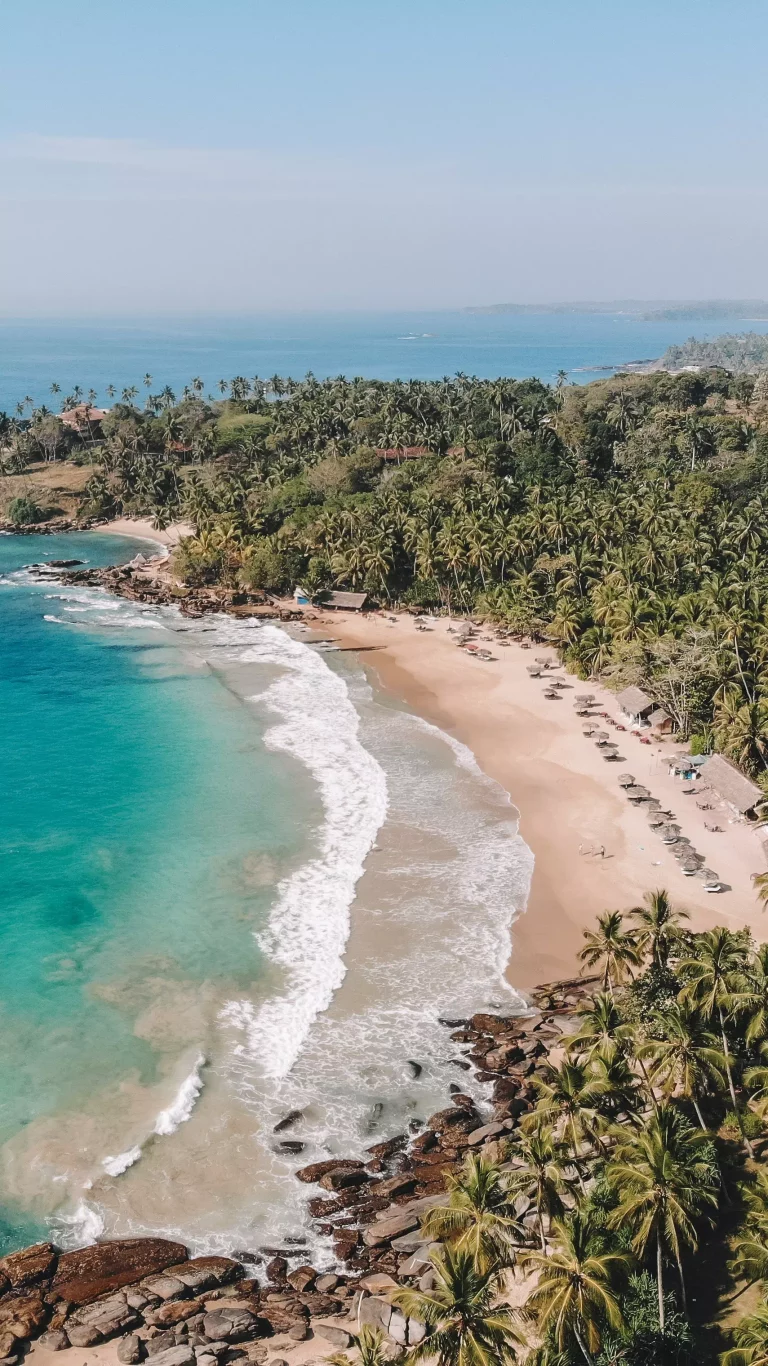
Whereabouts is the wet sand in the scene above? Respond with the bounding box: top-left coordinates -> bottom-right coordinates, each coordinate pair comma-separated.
92,518 -> 194,546
319,612 -> 768,990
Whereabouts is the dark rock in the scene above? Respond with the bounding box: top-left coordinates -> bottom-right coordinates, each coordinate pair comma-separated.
273,1111 -> 304,1134
314,1274 -> 340,1293
425,1106 -> 476,1133
410,1130 -> 437,1154
118,1335 -> 145,1364
407,1061 -> 422,1078
0,1244 -> 57,1290
144,1347 -> 195,1366
319,1168 -> 370,1192
147,1300 -> 204,1328
287,1321 -> 310,1341
142,1275 -> 188,1302
365,1136 -> 406,1161
276,1141 -> 304,1155
265,1257 -> 287,1284
470,1013 -> 517,1035
376,1174 -> 417,1198
52,1238 -> 188,1305
67,1295 -> 140,1343
295,1160 -> 364,1185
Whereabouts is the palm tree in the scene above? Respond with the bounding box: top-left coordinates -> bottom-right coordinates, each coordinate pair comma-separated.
579,912 -> 642,993
419,1152 -> 523,1268
754,871 -> 768,910
505,1128 -> 572,1251
527,1060 -> 607,1181
679,927 -> 751,1144
722,1303 -> 768,1366
606,1105 -> 718,1324
327,1325 -> 389,1366
569,993 -> 633,1063
629,889 -> 689,970
391,1244 -> 525,1366
639,999 -> 727,1129
520,1213 -> 629,1366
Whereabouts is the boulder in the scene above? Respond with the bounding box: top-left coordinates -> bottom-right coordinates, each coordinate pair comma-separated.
118,1337 -> 145,1364
318,1169 -> 369,1192
273,1110 -> 304,1133
363,1210 -> 419,1248
360,1273 -> 398,1292
295,1160 -> 364,1185
286,1267 -> 316,1293
144,1348 -> 195,1366
52,1238 -> 188,1305
202,1308 -> 261,1342
0,1244 -> 57,1289
147,1300 -> 204,1328
265,1257 -> 288,1283
0,1334 -> 15,1361
67,1295 -> 140,1343
425,1106 -> 476,1133
365,1136 -> 406,1161
470,1013 -> 517,1034
287,1321 -> 310,1341
465,1121 -> 507,1145
314,1275 -> 339,1293
166,1259 -> 242,1293
37,1331 -> 69,1352
0,1293 -> 48,1341
315,1326 -> 352,1348
375,1174 -> 416,1199
358,1297 -> 392,1333
142,1275 -> 189,1301
410,1131 -> 437,1154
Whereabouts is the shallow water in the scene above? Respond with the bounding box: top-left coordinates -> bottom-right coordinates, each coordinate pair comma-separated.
0,535 -> 532,1260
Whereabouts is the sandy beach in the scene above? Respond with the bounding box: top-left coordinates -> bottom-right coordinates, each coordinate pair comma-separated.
93,517 -> 194,547
316,611 -> 768,990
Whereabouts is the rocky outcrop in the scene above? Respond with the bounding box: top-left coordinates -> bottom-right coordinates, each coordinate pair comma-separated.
52,1239 -> 188,1305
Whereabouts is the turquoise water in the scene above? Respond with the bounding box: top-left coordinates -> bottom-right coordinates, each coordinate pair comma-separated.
0,532 -> 308,1250
3,310 -> 768,410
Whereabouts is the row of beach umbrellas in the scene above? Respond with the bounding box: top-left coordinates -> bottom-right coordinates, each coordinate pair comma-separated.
616,775 -> 720,889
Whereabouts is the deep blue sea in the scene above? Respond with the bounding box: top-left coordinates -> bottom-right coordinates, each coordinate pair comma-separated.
2,310 -> 767,411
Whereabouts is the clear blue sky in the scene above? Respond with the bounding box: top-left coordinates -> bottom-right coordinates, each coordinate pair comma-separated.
2,0 -> 766,312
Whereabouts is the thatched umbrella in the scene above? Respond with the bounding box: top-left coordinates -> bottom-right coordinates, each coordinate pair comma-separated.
594,731 -> 610,744
526,665 -> 542,676
576,693 -> 594,703
699,867 -> 718,883
646,798 -> 662,811
618,774 -> 635,786
682,861 -> 700,876
660,825 -> 680,843
535,655 -> 551,665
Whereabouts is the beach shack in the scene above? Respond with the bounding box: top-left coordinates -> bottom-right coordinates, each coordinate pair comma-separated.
293,586 -> 311,606
647,706 -> 674,736
321,590 -> 368,611
699,754 -> 767,822
616,686 -> 656,728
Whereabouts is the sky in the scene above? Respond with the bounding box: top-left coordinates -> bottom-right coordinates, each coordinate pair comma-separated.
1,0 -> 767,314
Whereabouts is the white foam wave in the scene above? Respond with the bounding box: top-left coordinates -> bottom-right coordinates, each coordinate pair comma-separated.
154,1053 -> 206,1135
218,622 -> 387,1078
43,613 -> 67,624
102,1145 -> 143,1177
50,1198 -> 105,1249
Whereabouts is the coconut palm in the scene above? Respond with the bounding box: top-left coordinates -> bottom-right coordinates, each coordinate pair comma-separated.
327,1325 -> 389,1366
679,927 -> 752,1143
390,1244 -> 525,1366
420,1152 -> 523,1268
505,1129 -> 573,1252
527,1060 -> 608,1180
520,1213 -> 630,1366
722,1303 -> 768,1366
579,912 -> 642,994
606,1104 -> 718,1325
755,872 -> 768,910
638,999 -> 727,1129
569,993 -> 634,1063
629,890 -> 689,970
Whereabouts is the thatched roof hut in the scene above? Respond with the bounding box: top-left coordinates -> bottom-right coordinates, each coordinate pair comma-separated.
699,754 -> 766,819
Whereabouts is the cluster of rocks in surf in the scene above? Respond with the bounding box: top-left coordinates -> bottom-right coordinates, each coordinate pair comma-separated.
51,562 -> 305,622
0,987 -> 594,1366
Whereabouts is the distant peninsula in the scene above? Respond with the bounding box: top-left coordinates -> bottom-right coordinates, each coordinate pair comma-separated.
658,330 -> 768,373
465,299 -> 768,321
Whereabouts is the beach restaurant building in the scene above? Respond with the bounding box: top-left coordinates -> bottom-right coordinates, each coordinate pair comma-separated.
615,686 -> 673,731
699,754 -> 767,823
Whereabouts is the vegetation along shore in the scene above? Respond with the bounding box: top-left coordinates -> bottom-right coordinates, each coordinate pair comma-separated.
3,361 -> 768,1363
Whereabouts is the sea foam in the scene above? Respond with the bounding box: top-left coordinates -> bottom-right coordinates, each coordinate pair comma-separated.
154,1053 -> 206,1135
218,622 -> 387,1078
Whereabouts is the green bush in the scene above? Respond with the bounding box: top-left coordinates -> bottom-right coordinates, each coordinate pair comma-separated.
6,495 -> 46,527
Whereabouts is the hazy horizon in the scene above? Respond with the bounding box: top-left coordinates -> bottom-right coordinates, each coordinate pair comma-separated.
3,1 -> 767,316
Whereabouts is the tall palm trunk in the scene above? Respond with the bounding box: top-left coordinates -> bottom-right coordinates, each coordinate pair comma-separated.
574,1325 -> 594,1366
675,1252 -> 688,1314
657,1234 -> 665,1331
719,1006 -> 754,1158
692,1094 -> 707,1131
536,1191 -> 546,1253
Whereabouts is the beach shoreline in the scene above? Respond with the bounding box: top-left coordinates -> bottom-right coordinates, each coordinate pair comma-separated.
91,517 -> 193,547
316,611 -> 768,990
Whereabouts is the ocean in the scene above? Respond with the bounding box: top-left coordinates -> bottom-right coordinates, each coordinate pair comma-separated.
2,310 -> 768,411
0,530 -> 532,1260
